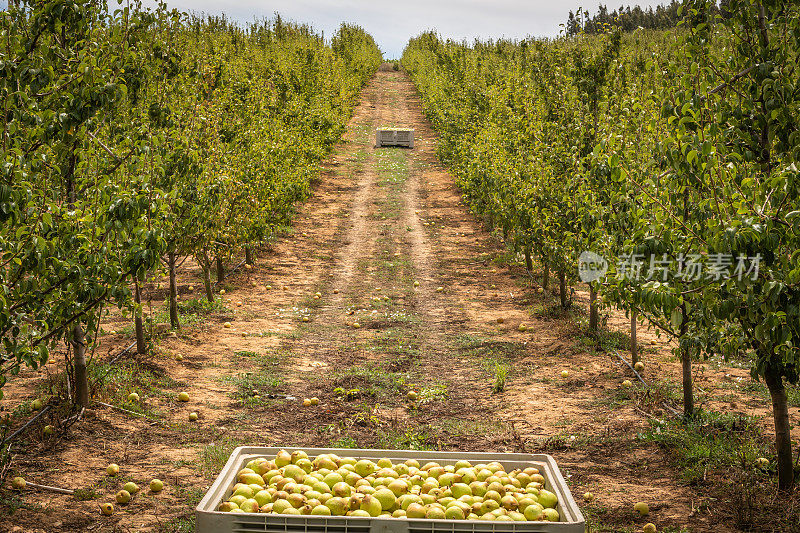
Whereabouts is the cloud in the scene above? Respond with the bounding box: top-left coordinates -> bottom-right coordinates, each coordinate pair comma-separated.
128,1 -> 666,57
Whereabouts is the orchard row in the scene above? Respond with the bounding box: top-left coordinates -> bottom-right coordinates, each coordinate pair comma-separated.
0,3 -> 380,413
402,1 -> 800,492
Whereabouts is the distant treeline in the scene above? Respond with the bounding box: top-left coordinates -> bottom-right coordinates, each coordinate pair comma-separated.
566,1 -> 725,34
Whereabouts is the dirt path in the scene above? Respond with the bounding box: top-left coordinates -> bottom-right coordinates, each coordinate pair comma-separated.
4,69 -> 796,533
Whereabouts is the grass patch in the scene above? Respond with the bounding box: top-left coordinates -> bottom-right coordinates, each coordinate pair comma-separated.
90,359 -> 184,418
418,383 -> 448,403
175,485 -> 206,507
157,515 -> 195,533
0,492 -> 32,515
720,378 -> 800,408
73,488 -> 98,501
432,417 -> 511,437
331,363 -> 407,398
375,427 -> 433,450
634,379 -> 684,410
375,146 -> 409,187
219,347 -> 287,405
588,384 -> 633,410
150,297 -> 227,329
591,378 -> 684,413
329,434 -> 359,448
582,505 -> 689,532
578,328 -> 631,353
454,334 -> 489,350
638,410 -> 772,485
219,371 -> 283,404
178,297 -> 226,315
458,336 -> 526,361
200,436 -> 245,478
9,401 -> 34,421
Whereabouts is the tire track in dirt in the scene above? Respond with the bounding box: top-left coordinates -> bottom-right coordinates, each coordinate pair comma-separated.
269,70 -> 505,439
396,79 -> 499,406
283,69 -> 405,370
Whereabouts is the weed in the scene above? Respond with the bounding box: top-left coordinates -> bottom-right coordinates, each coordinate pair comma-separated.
89,360 -> 182,418
589,385 -> 632,410
726,469 -> 800,530
432,418 -> 510,437
535,433 -> 593,451
175,485 -> 206,507
454,334 -> 489,350
149,297 -> 226,330
418,383 -> 448,403
163,458 -> 195,469
10,401 -> 33,420
578,329 -> 631,352
73,488 -> 98,501
331,364 -> 406,398
720,378 -> 800,408
491,361 -> 509,393
0,492 -> 30,515
157,515 -> 195,533
219,371 -> 283,402
631,379 -> 687,412
200,436 -> 244,478
347,410 -> 381,427
461,338 -> 526,361
178,297 -> 225,315
582,509 -> 689,533
638,410 -> 771,485
330,435 -> 359,448
376,427 -> 433,450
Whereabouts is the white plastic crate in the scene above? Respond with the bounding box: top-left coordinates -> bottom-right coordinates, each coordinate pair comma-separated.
196,447 -> 585,533
376,128 -> 414,148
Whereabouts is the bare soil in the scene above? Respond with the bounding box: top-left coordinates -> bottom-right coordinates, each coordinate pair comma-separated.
1,70 -> 798,533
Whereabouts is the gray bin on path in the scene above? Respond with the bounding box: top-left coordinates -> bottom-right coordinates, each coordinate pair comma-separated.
196,447 -> 585,533
376,128 -> 414,148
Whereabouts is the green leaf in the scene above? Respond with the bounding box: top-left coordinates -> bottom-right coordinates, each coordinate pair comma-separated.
671,307 -> 683,330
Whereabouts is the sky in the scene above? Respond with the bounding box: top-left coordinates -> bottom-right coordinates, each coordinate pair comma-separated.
127,0 -> 670,58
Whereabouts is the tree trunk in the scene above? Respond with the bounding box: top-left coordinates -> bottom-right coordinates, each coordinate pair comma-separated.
168,252 -> 180,330
245,245 -> 253,266
631,308 -> 638,365
559,270 -> 568,309
764,366 -> 795,493
589,284 -> 598,331
681,343 -> 694,418
203,263 -> 214,303
65,143 -> 77,205
543,263 -> 550,290
680,305 -> 694,418
524,247 -> 533,272
216,256 -> 224,284
71,323 -> 89,407
134,278 -> 146,354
